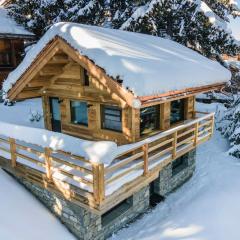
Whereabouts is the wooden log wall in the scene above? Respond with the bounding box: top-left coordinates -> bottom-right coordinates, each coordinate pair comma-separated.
41,64 -> 133,144
27,51 -> 196,145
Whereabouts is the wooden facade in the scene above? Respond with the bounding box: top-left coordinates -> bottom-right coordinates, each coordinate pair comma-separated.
0,15 -> 35,86
0,38 -> 25,85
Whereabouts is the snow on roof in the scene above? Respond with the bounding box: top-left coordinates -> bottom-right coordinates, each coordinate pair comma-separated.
0,7 -> 34,36
3,22 -> 231,97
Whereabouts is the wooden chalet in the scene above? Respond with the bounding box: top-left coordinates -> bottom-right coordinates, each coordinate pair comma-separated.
0,23 -> 230,218
0,7 -> 34,87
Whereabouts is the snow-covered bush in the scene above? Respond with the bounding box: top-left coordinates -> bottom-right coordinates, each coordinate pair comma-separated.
218,97 -> 240,158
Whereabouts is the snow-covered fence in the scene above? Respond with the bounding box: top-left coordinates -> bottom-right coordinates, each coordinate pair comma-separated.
0,112 -> 214,208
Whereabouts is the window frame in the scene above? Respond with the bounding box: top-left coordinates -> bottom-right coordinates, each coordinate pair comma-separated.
140,105 -> 160,136
101,105 -> 122,133
70,100 -> 89,127
0,39 -> 13,67
170,99 -> 185,125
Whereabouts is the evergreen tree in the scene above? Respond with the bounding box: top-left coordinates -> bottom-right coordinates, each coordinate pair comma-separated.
6,0 -> 240,57
64,0 -> 104,26
110,0 -> 240,57
7,0 -> 104,36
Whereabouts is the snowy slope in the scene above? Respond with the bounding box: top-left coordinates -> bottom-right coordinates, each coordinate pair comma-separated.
110,102 -> 240,240
0,7 -> 33,36
3,22 -> 231,97
0,169 -> 76,240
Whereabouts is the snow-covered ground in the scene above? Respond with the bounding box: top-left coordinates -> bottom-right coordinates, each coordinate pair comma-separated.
0,168 -> 76,240
1,99 -> 240,240
110,103 -> 240,240
0,98 -> 43,128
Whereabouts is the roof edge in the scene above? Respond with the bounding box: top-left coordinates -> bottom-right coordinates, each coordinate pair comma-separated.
139,83 -> 226,105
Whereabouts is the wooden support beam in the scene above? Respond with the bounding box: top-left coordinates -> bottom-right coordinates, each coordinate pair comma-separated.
44,147 -> 52,181
98,164 -> 105,203
142,143 -> 149,176
93,163 -> 105,204
211,115 -> 215,135
194,122 -> 199,146
172,132 -> 177,159
9,138 -> 17,168
40,65 -> 63,76
93,164 -> 100,204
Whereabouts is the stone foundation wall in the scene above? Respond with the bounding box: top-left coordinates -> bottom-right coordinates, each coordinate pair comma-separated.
18,177 -> 149,240
153,150 -> 196,196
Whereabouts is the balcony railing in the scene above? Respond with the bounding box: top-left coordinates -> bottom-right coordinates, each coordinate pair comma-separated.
0,111 -> 214,211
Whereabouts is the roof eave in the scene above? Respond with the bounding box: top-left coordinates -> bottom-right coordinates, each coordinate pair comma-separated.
0,33 -> 35,39
139,82 -> 227,106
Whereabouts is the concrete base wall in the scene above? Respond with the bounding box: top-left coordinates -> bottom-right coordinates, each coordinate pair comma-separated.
153,150 -> 196,197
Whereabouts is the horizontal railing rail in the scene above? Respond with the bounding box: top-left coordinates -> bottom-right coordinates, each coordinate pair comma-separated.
0,111 -> 214,208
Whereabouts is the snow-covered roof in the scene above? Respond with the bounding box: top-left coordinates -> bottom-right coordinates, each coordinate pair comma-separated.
3,22 -> 231,97
0,7 -> 34,37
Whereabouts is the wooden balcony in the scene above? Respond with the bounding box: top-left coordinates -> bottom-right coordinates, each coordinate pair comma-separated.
0,112 -> 214,214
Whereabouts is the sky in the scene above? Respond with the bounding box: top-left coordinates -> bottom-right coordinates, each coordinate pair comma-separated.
230,0 -> 240,40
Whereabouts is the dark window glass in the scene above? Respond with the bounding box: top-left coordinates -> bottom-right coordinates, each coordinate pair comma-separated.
84,69 -> 90,86
70,101 -> 88,126
140,105 -> 160,136
0,40 -> 12,66
172,155 -> 188,176
170,99 -> 185,125
102,105 -> 122,132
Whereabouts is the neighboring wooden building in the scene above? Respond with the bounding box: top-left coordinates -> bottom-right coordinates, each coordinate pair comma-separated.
0,7 -> 34,87
1,23 -> 231,239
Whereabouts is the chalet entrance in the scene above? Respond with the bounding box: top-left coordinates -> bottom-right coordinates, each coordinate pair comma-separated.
49,97 -> 62,133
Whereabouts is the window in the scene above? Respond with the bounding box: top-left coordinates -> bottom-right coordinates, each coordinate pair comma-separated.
172,155 -> 188,176
0,40 -> 12,66
102,105 -> 122,132
83,69 -> 90,86
170,99 -> 185,125
70,101 -> 88,126
140,105 -> 160,136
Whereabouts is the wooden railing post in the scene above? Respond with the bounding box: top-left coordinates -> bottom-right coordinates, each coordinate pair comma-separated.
194,122 -> 199,146
93,163 -> 105,204
172,132 -> 177,159
142,143 -> 149,176
44,147 -> 52,181
211,115 -> 215,135
9,138 -> 17,168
